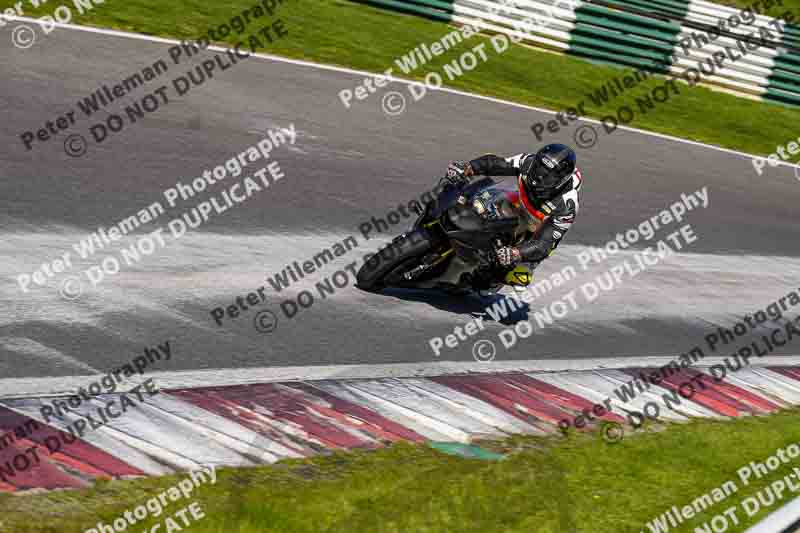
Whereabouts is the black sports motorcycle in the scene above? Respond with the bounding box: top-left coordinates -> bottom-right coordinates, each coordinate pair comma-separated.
356,176 -> 542,293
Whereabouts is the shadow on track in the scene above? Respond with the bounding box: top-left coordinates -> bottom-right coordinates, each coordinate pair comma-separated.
376,288 -> 530,325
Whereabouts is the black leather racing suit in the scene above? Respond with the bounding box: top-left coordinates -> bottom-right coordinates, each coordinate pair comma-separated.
468,152 -> 582,266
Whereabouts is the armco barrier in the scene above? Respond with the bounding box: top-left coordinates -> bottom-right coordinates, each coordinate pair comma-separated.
354,0 -> 800,106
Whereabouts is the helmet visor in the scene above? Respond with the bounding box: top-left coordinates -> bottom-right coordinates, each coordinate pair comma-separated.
524,157 -> 567,197
530,157 -> 562,188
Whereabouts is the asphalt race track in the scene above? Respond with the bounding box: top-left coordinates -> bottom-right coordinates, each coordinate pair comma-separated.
2,25 -> 800,384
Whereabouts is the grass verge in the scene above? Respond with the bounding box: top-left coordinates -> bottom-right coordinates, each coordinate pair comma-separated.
716,0 -> 799,20
2,408 -> 800,532
1,0 -> 799,159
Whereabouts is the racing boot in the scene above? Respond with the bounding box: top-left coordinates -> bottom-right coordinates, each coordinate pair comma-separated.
504,265 -> 534,293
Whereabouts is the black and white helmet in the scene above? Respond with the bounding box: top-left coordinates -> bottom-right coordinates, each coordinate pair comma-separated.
520,144 -> 576,200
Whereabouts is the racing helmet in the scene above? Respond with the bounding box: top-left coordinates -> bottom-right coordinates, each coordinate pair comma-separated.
520,144 -> 576,200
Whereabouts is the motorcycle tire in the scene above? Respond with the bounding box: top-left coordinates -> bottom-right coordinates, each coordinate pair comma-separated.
356,230 -> 433,291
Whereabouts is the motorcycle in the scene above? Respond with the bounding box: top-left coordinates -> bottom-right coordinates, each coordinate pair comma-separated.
356,175 -> 543,294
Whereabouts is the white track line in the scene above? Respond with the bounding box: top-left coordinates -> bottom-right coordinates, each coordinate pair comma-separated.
3,356 -> 800,398
7,15 -> 800,171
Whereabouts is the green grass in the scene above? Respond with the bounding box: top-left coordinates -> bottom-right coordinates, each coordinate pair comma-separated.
3,409 -> 800,532
1,0 -> 799,159
715,0 -> 800,20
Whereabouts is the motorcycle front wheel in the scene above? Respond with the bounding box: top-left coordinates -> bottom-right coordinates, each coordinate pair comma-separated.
355,229 -> 433,291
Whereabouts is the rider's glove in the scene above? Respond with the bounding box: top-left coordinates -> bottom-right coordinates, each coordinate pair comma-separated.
495,246 -> 522,267
446,160 -> 474,185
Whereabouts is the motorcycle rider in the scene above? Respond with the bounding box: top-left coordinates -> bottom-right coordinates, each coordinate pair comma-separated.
444,143 -> 582,291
